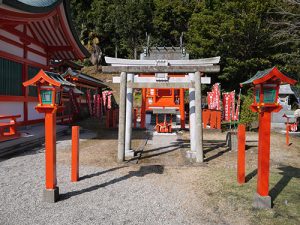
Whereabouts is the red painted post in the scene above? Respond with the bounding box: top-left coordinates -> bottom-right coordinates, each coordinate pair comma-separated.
210,110 -> 216,129
141,88 -> 146,128
286,118 -> 290,146
45,112 -> 57,189
216,111 -> 222,129
71,126 -> 79,182
133,108 -> 137,128
257,112 -> 271,196
237,124 -> 246,184
106,109 -> 110,128
112,109 -> 117,128
202,109 -> 210,129
180,88 -> 185,129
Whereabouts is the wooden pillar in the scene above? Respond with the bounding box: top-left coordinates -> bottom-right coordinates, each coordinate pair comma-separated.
194,71 -> 203,162
117,72 -> 127,162
106,109 -> 110,128
253,111 -> 272,208
133,108 -> 137,128
71,126 -> 79,182
189,73 -> 196,152
141,88 -> 146,128
286,118 -> 290,146
43,110 -> 59,203
125,73 -> 134,152
257,112 -> 271,196
237,124 -> 246,184
45,112 -> 57,189
180,88 -> 185,129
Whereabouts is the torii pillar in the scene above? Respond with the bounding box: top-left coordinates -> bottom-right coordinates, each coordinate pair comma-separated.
117,72 -> 127,162
186,72 -> 203,162
125,73 -> 135,157
188,73 -> 196,154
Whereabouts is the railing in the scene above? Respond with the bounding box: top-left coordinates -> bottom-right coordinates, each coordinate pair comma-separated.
0,114 -> 21,142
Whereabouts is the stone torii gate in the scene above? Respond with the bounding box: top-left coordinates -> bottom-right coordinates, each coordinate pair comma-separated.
102,57 -> 220,163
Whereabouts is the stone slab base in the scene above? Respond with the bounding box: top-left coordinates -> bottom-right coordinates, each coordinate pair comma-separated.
125,150 -> 135,157
253,193 -> 272,209
43,187 -> 59,203
186,151 -> 197,159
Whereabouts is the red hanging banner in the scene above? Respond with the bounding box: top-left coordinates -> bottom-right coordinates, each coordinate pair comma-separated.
69,89 -> 79,114
230,91 -> 236,121
102,91 -> 107,112
86,89 -> 93,116
107,91 -> 112,110
234,91 -> 241,121
96,94 -> 101,119
93,94 -> 96,116
222,92 -> 231,122
212,83 -> 221,110
207,92 -> 214,109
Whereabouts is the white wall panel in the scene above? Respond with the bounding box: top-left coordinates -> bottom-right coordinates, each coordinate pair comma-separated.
27,51 -> 47,65
28,102 -> 44,120
0,102 -> 24,122
0,40 -> 23,57
0,29 -> 22,44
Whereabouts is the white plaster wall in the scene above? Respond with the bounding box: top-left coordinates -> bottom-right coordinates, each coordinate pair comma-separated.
27,51 -> 47,65
0,102 -> 24,122
28,102 -> 44,120
0,40 -> 23,57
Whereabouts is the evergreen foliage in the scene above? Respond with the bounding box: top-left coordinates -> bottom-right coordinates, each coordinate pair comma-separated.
69,0 -> 300,90
239,89 -> 258,130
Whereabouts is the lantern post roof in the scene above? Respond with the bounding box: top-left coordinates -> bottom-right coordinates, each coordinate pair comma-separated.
240,67 -> 297,87
23,69 -> 75,87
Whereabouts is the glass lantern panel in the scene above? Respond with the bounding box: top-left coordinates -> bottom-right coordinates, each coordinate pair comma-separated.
255,89 -> 260,103
41,90 -> 52,104
263,89 -> 276,103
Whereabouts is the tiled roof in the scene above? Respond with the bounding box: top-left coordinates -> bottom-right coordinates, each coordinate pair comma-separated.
45,71 -> 75,87
62,68 -> 106,87
15,0 -> 58,7
240,67 -> 274,86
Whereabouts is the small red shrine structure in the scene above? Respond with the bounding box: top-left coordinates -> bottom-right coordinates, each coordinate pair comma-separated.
62,68 -> 108,120
0,0 -> 89,125
241,67 -> 297,208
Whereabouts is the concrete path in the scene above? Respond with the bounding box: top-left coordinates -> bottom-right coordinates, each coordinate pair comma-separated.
135,129 -> 189,166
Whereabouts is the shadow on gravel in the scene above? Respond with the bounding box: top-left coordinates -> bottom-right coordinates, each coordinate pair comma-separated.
60,165 -> 164,201
204,147 -> 231,162
269,166 -> 300,203
79,166 -> 127,181
245,169 -> 257,183
130,141 -> 189,162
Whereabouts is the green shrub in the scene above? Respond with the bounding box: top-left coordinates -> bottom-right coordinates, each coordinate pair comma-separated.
239,89 -> 258,130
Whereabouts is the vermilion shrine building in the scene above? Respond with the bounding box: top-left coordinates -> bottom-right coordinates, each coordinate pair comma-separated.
0,0 -> 90,125
109,47 -> 215,130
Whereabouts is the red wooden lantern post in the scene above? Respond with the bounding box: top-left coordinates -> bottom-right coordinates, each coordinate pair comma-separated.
23,69 -> 65,203
241,67 -> 297,208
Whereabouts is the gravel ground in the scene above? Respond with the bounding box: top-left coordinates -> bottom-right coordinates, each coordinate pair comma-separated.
0,148 -> 229,225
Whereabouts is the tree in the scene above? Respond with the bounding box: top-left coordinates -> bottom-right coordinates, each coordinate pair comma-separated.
268,0 -> 300,83
152,0 -> 197,46
187,0 -> 276,91
239,89 -> 258,130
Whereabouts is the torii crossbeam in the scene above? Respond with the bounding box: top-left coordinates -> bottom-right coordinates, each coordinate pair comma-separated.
104,57 -> 220,163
